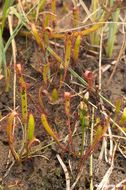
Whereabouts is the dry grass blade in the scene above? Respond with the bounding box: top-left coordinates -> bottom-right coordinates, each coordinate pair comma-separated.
96,143 -> 117,190
56,154 -> 70,190
111,179 -> 126,190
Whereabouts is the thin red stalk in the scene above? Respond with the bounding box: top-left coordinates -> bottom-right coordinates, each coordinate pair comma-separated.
67,116 -> 74,152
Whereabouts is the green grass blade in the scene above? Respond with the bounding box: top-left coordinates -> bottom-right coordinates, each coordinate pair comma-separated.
2,0 -> 14,33
0,28 -> 6,77
106,0 -> 120,57
36,0 -> 47,21
106,9 -> 120,57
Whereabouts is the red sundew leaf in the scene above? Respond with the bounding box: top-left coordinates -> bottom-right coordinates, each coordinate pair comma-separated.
64,92 -> 71,117
28,137 -> 40,149
7,111 -> 17,143
16,64 -> 22,75
6,111 -> 20,161
84,70 -> 94,90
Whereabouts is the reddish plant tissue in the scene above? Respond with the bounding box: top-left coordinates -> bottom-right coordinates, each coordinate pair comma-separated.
83,70 -> 94,90
0,74 -> 4,80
